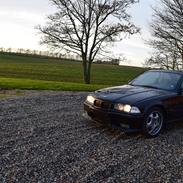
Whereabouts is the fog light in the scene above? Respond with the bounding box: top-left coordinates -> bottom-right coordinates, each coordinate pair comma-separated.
120,123 -> 129,128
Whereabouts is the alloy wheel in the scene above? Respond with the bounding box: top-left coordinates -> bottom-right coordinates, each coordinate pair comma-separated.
146,111 -> 163,136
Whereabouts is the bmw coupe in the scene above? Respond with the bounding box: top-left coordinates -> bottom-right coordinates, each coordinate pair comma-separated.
84,70 -> 183,137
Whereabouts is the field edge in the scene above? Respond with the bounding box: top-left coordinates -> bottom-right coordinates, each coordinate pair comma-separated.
0,77 -> 111,91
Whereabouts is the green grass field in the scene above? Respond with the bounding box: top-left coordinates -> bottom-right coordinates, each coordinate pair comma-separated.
0,53 -> 146,91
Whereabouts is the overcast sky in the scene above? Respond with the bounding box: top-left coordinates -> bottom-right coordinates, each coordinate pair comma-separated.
0,0 -> 158,66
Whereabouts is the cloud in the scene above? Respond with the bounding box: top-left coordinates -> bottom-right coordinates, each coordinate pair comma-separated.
0,10 -> 45,26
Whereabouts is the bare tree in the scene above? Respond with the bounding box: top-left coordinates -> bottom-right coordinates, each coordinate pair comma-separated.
147,38 -> 182,70
147,0 -> 183,70
145,51 -> 181,70
38,0 -> 140,84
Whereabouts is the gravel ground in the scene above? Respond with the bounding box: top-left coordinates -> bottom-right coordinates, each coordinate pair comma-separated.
0,91 -> 183,183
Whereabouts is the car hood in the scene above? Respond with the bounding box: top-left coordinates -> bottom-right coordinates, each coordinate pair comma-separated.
94,85 -> 172,105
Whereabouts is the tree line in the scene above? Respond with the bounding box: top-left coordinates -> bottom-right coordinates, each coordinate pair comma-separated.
0,47 -> 81,60
0,47 -> 123,65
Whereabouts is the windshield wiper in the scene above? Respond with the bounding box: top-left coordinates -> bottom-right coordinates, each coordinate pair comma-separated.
138,85 -> 160,89
132,85 -> 160,89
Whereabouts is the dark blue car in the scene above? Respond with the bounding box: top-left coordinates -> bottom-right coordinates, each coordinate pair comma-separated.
84,70 -> 183,137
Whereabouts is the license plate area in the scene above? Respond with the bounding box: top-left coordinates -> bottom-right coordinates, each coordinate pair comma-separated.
92,109 -> 111,124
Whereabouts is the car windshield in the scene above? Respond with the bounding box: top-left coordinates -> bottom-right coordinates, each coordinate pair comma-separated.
130,71 -> 181,91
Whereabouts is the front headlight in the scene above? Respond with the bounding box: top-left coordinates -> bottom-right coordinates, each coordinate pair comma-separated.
123,105 -> 132,113
86,95 -> 95,104
114,104 -> 141,114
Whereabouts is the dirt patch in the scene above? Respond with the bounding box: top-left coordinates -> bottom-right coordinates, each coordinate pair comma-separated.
0,89 -> 25,99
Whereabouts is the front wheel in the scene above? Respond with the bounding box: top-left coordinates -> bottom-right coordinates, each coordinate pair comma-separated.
143,108 -> 164,138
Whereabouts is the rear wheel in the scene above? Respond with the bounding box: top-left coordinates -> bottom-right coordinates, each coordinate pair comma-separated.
143,108 -> 164,138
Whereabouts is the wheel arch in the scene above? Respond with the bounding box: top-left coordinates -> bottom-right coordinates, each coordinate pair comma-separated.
146,104 -> 167,121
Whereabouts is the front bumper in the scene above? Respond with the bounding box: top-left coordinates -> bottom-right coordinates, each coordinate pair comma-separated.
84,102 -> 144,132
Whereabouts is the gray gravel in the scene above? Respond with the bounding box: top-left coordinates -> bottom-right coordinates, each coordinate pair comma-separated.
0,91 -> 183,183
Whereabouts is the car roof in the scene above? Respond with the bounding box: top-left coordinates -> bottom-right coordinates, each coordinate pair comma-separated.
148,69 -> 183,75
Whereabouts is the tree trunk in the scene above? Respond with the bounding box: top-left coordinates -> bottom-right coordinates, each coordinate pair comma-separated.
172,59 -> 175,70
83,61 -> 88,84
82,58 -> 92,84
86,61 -> 92,84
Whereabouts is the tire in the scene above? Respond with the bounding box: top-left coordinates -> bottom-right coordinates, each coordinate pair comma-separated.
143,107 -> 165,138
